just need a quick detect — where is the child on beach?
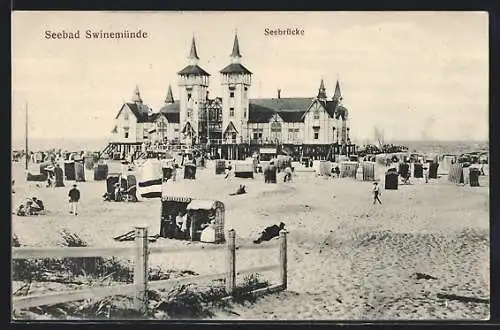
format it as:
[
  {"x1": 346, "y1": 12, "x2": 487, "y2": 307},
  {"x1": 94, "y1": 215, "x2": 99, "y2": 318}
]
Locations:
[{"x1": 372, "y1": 182, "x2": 382, "y2": 204}]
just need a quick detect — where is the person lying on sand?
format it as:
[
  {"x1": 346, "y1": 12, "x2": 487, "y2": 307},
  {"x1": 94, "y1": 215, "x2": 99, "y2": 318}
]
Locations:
[
  {"x1": 229, "y1": 184, "x2": 246, "y2": 196},
  {"x1": 253, "y1": 222, "x2": 285, "y2": 244}
]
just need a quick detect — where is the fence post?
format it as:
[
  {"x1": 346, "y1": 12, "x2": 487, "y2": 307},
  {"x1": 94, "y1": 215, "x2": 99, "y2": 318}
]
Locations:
[
  {"x1": 226, "y1": 229, "x2": 236, "y2": 295},
  {"x1": 134, "y1": 226, "x2": 149, "y2": 313},
  {"x1": 279, "y1": 229, "x2": 287, "y2": 290}
]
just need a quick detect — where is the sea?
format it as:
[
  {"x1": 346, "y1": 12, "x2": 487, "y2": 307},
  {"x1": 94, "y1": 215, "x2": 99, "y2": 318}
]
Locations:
[{"x1": 11, "y1": 137, "x2": 489, "y2": 156}]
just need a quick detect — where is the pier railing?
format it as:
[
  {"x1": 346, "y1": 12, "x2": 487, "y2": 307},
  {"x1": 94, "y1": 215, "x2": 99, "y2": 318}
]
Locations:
[{"x1": 12, "y1": 227, "x2": 287, "y2": 314}]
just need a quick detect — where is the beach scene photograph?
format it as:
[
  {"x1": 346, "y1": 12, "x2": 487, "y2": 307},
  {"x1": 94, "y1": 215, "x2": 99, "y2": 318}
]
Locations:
[{"x1": 11, "y1": 11, "x2": 489, "y2": 320}]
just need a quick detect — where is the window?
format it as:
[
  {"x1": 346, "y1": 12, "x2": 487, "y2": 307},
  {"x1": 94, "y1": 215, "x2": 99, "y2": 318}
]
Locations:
[
  {"x1": 252, "y1": 128, "x2": 263, "y2": 140},
  {"x1": 174, "y1": 128, "x2": 179, "y2": 132},
  {"x1": 314, "y1": 108, "x2": 320, "y2": 120},
  {"x1": 244, "y1": 108, "x2": 247, "y2": 118},
  {"x1": 124, "y1": 127, "x2": 129, "y2": 139},
  {"x1": 230, "y1": 107, "x2": 235, "y2": 117},
  {"x1": 288, "y1": 128, "x2": 300, "y2": 141},
  {"x1": 313, "y1": 127, "x2": 320, "y2": 140},
  {"x1": 187, "y1": 109, "x2": 192, "y2": 118},
  {"x1": 230, "y1": 91, "x2": 235, "y2": 98},
  {"x1": 187, "y1": 91, "x2": 192, "y2": 101},
  {"x1": 123, "y1": 110, "x2": 129, "y2": 121}
]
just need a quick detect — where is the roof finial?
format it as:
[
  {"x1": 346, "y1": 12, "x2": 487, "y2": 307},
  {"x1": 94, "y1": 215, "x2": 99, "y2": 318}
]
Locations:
[
  {"x1": 317, "y1": 78, "x2": 327, "y2": 99},
  {"x1": 132, "y1": 85, "x2": 143, "y2": 103},
  {"x1": 165, "y1": 84, "x2": 174, "y2": 104}
]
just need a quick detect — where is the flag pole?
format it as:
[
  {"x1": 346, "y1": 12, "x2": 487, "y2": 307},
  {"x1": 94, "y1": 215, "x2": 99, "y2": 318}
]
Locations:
[{"x1": 25, "y1": 102, "x2": 29, "y2": 170}]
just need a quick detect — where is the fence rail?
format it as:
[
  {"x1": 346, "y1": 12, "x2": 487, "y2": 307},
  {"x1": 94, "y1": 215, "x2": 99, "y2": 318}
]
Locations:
[{"x1": 12, "y1": 227, "x2": 287, "y2": 313}]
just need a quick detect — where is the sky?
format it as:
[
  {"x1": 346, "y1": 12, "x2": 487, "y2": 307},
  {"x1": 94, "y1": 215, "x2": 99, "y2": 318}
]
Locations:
[{"x1": 12, "y1": 11, "x2": 489, "y2": 144}]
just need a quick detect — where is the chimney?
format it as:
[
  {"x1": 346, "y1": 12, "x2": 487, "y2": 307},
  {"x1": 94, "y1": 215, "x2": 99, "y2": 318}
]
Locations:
[{"x1": 277, "y1": 89, "x2": 281, "y2": 99}]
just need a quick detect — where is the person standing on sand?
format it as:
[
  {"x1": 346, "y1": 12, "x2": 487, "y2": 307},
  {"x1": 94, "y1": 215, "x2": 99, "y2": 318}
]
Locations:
[
  {"x1": 423, "y1": 166, "x2": 429, "y2": 183},
  {"x1": 68, "y1": 184, "x2": 80, "y2": 216},
  {"x1": 372, "y1": 182, "x2": 382, "y2": 204}
]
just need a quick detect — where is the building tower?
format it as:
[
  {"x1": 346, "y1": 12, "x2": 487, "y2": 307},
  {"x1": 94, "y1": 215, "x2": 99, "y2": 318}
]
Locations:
[
  {"x1": 220, "y1": 33, "x2": 252, "y2": 142},
  {"x1": 333, "y1": 79, "x2": 349, "y2": 146},
  {"x1": 177, "y1": 36, "x2": 210, "y2": 145}
]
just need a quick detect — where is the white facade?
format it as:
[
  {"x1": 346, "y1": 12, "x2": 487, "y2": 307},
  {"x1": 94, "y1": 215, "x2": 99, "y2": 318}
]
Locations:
[
  {"x1": 112, "y1": 103, "x2": 149, "y2": 143},
  {"x1": 221, "y1": 74, "x2": 251, "y2": 140}
]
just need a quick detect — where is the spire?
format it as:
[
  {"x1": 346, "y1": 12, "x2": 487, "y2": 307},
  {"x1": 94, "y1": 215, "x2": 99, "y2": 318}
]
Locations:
[
  {"x1": 132, "y1": 85, "x2": 142, "y2": 103},
  {"x1": 231, "y1": 33, "x2": 242, "y2": 58},
  {"x1": 165, "y1": 85, "x2": 174, "y2": 104},
  {"x1": 333, "y1": 79, "x2": 342, "y2": 101},
  {"x1": 317, "y1": 78, "x2": 327, "y2": 99},
  {"x1": 188, "y1": 36, "x2": 200, "y2": 61},
  {"x1": 230, "y1": 32, "x2": 242, "y2": 64}
]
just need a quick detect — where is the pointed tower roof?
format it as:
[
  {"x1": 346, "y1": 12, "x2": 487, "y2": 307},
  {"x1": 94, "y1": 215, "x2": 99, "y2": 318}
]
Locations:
[
  {"x1": 188, "y1": 36, "x2": 199, "y2": 60},
  {"x1": 333, "y1": 80, "x2": 342, "y2": 100},
  {"x1": 317, "y1": 78, "x2": 327, "y2": 99},
  {"x1": 220, "y1": 32, "x2": 252, "y2": 75},
  {"x1": 178, "y1": 36, "x2": 210, "y2": 77},
  {"x1": 132, "y1": 85, "x2": 143, "y2": 103},
  {"x1": 231, "y1": 33, "x2": 242, "y2": 58},
  {"x1": 165, "y1": 85, "x2": 174, "y2": 104}
]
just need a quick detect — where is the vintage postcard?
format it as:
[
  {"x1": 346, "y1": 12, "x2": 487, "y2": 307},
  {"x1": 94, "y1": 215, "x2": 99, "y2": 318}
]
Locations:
[{"x1": 11, "y1": 11, "x2": 489, "y2": 320}]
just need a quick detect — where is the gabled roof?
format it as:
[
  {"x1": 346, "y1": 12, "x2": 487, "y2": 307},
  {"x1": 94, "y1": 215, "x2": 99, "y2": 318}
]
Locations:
[
  {"x1": 150, "y1": 111, "x2": 180, "y2": 124},
  {"x1": 116, "y1": 102, "x2": 151, "y2": 123},
  {"x1": 181, "y1": 121, "x2": 195, "y2": 134},
  {"x1": 224, "y1": 121, "x2": 238, "y2": 134},
  {"x1": 300, "y1": 99, "x2": 338, "y2": 120},
  {"x1": 248, "y1": 98, "x2": 313, "y2": 123},
  {"x1": 178, "y1": 65, "x2": 210, "y2": 76},
  {"x1": 220, "y1": 63, "x2": 252, "y2": 75}
]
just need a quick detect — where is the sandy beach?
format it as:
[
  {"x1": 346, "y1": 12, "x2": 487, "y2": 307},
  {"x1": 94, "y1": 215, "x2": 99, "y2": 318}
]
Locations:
[{"x1": 11, "y1": 160, "x2": 489, "y2": 320}]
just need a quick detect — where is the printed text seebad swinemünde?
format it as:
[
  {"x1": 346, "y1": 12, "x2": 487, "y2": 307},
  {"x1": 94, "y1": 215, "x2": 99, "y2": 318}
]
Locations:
[{"x1": 44, "y1": 29, "x2": 149, "y2": 40}]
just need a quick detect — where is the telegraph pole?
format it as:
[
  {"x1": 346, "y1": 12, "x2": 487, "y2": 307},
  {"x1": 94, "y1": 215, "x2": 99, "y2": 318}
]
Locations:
[{"x1": 25, "y1": 102, "x2": 29, "y2": 170}]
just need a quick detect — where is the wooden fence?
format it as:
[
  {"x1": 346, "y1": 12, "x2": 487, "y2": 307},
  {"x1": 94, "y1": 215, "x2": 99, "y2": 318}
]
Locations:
[{"x1": 12, "y1": 227, "x2": 287, "y2": 313}]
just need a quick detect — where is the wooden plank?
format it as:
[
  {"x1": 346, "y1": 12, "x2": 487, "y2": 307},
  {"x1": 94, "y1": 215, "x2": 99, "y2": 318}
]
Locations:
[
  {"x1": 148, "y1": 264, "x2": 280, "y2": 290},
  {"x1": 148, "y1": 242, "x2": 276, "y2": 255},
  {"x1": 133, "y1": 226, "x2": 148, "y2": 313},
  {"x1": 221, "y1": 283, "x2": 284, "y2": 302},
  {"x1": 279, "y1": 230, "x2": 288, "y2": 289},
  {"x1": 226, "y1": 230, "x2": 236, "y2": 294},
  {"x1": 12, "y1": 283, "x2": 137, "y2": 310},
  {"x1": 236, "y1": 242, "x2": 279, "y2": 251},
  {"x1": 12, "y1": 247, "x2": 136, "y2": 259},
  {"x1": 148, "y1": 244, "x2": 225, "y2": 255}
]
